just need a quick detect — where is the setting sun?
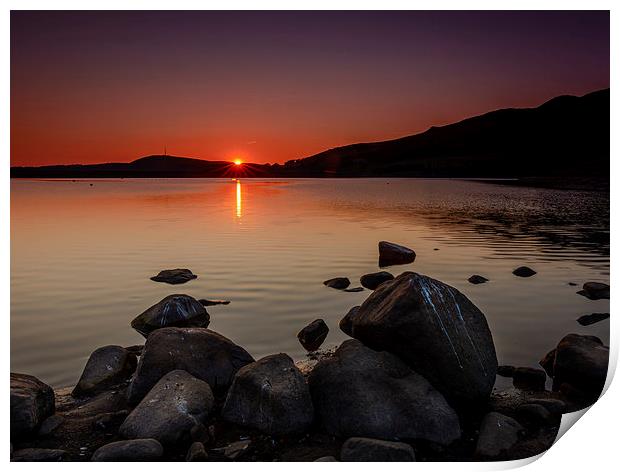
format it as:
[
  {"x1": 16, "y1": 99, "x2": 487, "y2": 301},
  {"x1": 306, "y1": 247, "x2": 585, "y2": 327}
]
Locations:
[{"x1": 233, "y1": 159, "x2": 243, "y2": 166}]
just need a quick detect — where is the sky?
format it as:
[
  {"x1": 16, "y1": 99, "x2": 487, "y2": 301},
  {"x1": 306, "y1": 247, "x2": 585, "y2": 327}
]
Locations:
[{"x1": 11, "y1": 10, "x2": 609, "y2": 166}]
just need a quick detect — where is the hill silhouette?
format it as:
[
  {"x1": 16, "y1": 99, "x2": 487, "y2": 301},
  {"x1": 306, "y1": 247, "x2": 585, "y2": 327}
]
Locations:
[{"x1": 11, "y1": 88, "x2": 609, "y2": 180}]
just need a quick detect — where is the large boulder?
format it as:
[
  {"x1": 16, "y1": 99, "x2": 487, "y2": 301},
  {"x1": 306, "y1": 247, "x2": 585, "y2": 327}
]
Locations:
[
  {"x1": 10, "y1": 373, "x2": 55, "y2": 438},
  {"x1": 127, "y1": 327, "x2": 254, "y2": 404},
  {"x1": 378, "y1": 241, "x2": 416, "y2": 267},
  {"x1": 339, "y1": 306, "x2": 360, "y2": 337},
  {"x1": 120, "y1": 370, "x2": 214, "y2": 446},
  {"x1": 475, "y1": 412, "x2": 524, "y2": 460},
  {"x1": 340, "y1": 437, "x2": 416, "y2": 462},
  {"x1": 222, "y1": 353, "x2": 314, "y2": 435},
  {"x1": 150, "y1": 268, "x2": 197, "y2": 285},
  {"x1": 360, "y1": 271, "x2": 394, "y2": 290},
  {"x1": 540, "y1": 334, "x2": 609, "y2": 400},
  {"x1": 308, "y1": 340, "x2": 460, "y2": 445},
  {"x1": 347, "y1": 272, "x2": 497, "y2": 405},
  {"x1": 297, "y1": 319, "x2": 329, "y2": 351},
  {"x1": 130, "y1": 294, "x2": 210, "y2": 337},
  {"x1": 72, "y1": 345, "x2": 137, "y2": 397},
  {"x1": 91, "y1": 439, "x2": 164, "y2": 461}
]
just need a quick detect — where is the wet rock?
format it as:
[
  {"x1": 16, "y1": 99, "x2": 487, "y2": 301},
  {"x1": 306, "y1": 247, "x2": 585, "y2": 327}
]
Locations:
[
  {"x1": 360, "y1": 271, "x2": 394, "y2": 290},
  {"x1": 475, "y1": 412, "x2": 524, "y2": 460},
  {"x1": 315, "y1": 456, "x2": 338, "y2": 461},
  {"x1": 497, "y1": 365, "x2": 515, "y2": 377},
  {"x1": 512, "y1": 266, "x2": 537, "y2": 277},
  {"x1": 10, "y1": 373, "x2": 55, "y2": 438},
  {"x1": 37, "y1": 414, "x2": 65, "y2": 437},
  {"x1": 63, "y1": 388, "x2": 129, "y2": 419},
  {"x1": 72, "y1": 345, "x2": 137, "y2": 397},
  {"x1": 528, "y1": 398, "x2": 567, "y2": 415},
  {"x1": 199, "y1": 299, "x2": 231, "y2": 306},
  {"x1": 11, "y1": 448, "x2": 67, "y2": 462},
  {"x1": 540, "y1": 334, "x2": 609, "y2": 400},
  {"x1": 577, "y1": 313, "x2": 609, "y2": 326},
  {"x1": 515, "y1": 403, "x2": 554, "y2": 427},
  {"x1": 347, "y1": 271, "x2": 497, "y2": 405},
  {"x1": 468, "y1": 275, "x2": 489, "y2": 284},
  {"x1": 130, "y1": 294, "x2": 210, "y2": 337},
  {"x1": 186, "y1": 442, "x2": 208, "y2": 461},
  {"x1": 340, "y1": 437, "x2": 416, "y2": 462},
  {"x1": 91, "y1": 439, "x2": 163, "y2": 461},
  {"x1": 222, "y1": 353, "x2": 314, "y2": 435},
  {"x1": 308, "y1": 340, "x2": 460, "y2": 445},
  {"x1": 378, "y1": 241, "x2": 416, "y2": 267},
  {"x1": 92, "y1": 410, "x2": 129, "y2": 431},
  {"x1": 323, "y1": 277, "x2": 350, "y2": 289},
  {"x1": 127, "y1": 327, "x2": 254, "y2": 404},
  {"x1": 343, "y1": 287, "x2": 364, "y2": 292},
  {"x1": 297, "y1": 319, "x2": 329, "y2": 351},
  {"x1": 339, "y1": 306, "x2": 360, "y2": 337},
  {"x1": 124, "y1": 345, "x2": 144, "y2": 356},
  {"x1": 121, "y1": 370, "x2": 214, "y2": 446},
  {"x1": 150, "y1": 268, "x2": 197, "y2": 284},
  {"x1": 512, "y1": 367, "x2": 547, "y2": 391},
  {"x1": 577, "y1": 282, "x2": 609, "y2": 300}
]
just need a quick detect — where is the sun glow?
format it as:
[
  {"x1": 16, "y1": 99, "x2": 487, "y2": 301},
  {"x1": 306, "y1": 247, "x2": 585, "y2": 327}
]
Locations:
[{"x1": 233, "y1": 159, "x2": 243, "y2": 166}]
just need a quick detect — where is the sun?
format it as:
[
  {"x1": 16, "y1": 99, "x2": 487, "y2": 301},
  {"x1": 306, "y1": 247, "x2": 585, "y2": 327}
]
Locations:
[{"x1": 233, "y1": 159, "x2": 243, "y2": 166}]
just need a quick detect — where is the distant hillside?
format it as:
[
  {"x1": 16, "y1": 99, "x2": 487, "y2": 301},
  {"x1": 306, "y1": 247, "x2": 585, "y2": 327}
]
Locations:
[{"x1": 11, "y1": 89, "x2": 609, "y2": 179}]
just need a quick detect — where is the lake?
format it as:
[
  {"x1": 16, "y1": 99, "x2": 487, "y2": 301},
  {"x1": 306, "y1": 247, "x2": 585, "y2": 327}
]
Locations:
[{"x1": 10, "y1": 178, "x2": 610, "y2": 388}]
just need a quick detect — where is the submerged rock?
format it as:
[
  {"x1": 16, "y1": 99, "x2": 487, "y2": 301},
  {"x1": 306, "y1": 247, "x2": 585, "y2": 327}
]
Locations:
[
  {"x1": 222, "y1": 353, "x2": 314, "y2": 435},
  {"x1": 339, "y1": 306, "x2": 360, "y2": 337},
  {"x1": 577, "y1": 282, "x2": 610, "y2": 300},
  {"x1": 72, "y1": 345, "x2": 137, "y2": 397},
  {"x1": 343, "y1": 287, "x2": 364, "y2": 292},
  {"x1": 199, "y1": 299, "x2": 231, "y2": 306},
  {"x1": 91, "y1": 439, "x2": 164, "y2": 461},
  {"x1": 512, "y1": 266, "x2": 537, "y2": 277},
  {"x1": 127, "y1": 327, "x2": 254, "y2": 404},
  {"x1": 130, "y1": 294, "x2": 210, "y2": 337},
  {"x1": 11, "y1": 448, "x2": 67, "y2": 462},
  {"x1": 378, "y1": 241, "x2": 416, "y2": 267},
  {"x1": 121, "y1": 370, "x2": 214, "y2": 446},
  {"x1": 475, "y1": 412, "x2": 524, "y2": 460},
  {"x1": 323, "y1": 277, "x2": 351, "y2": 289},
  {"x1": 347, "y1": 271, "x2": 497, "y2": 405},
  {"x1": 10, "y1": 373, "x2": 55, "y2": 439},
  {"x1": 150, "y1": 268, "x2": 197, "y2": 284},
  {"x1": 512, "y1": 367, "x2": 547, "y2": 392},
  {"x1": 577, "y1": 312, "x2": 610, "y2": 326},
  {"x1": 360, "y1": 271, "x2": 394, "y2": 290},
  {"x1": 340, "y1": 437, "x2": 416, "y2": 462},
  {"x1": 468, "y1": 275, "x2": 489, "y2": 285},
  {"x1": 308, "y1": 340, "x2": 460, "y2": 445},
  {"x1": 297, "y1": 319, "x2": 329, "y2": 351}
]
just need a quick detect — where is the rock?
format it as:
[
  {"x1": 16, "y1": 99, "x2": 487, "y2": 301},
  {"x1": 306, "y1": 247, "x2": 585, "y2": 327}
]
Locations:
[
  {"x1": 222, "y1": 354, "x2": 314, "y2": 435},
  {"x1": 577, "y1": 282, "x2": 609, "y2": 300},
  {"x1": 512, "y1": 266, "x2": 537, "y2": 277},
  {"x1": 515, "y1": 403, "x2": 554, "y2": 427},
  {"x1": 539, "y1": 349, "x2": 556, "y2": 377},
  {"x1": 124, "y1": 345, "x2": 144, "y2": 356},
  {"x1": 72, "y1": 345, "x2": 137, "y2": 397},
  {"x1": 339, "y1": 306, "x2": 360, "y2": 337},
  {"x1": 11, "y1": 448, "x2": 67, "y2": 462},
  {"x1": 308, "y1": 340, "x2": 460, "y2": 445},
  {"x1": 10, "y1": 373, "x2": 55, "y2": 438},
  {"x1": 314, "y1": 456, "x2": 338, "y2": 461},
  {"x1": 497, "y1": 365, "x2": 515, "y2": 377},
  {"x1": 475, "y1": 412, "x2": 524, "y2": 460},
  {"x1": 91, "y1": 439, "x2": 164, "y2": 461},
  {"x1": 150, "y1": 268, "x2": 197, "y2": 284},
  {"x1": 343, "y1": 287, "x2": 364, "y2": 292},
  {"x1": 130, "y1": 294, "x2": 210, "y2": 337},
  {"x1": 92, "y1": 410, "x2": 129, "y2": 431},
  {"x1": 360, "y1": 271, "x2": 394, "y2": 290},
  {"x1": 121, "y1": 370, "x2": 214, "y2": 446},
  {"x1": 528, "y1": 398, "x2": 566, "y2": 415},
  {"x1": 340, "y1": 437, "x2": 416, "y2": 462},
  {"x1": 512, "y1": 367, "x2": 547, "y2": 391},
  {"x1": 347, "y1": 271, "x2": 497, "y2": 405},
  {"x1": 297, "y1": 319, "x2": 329, "y2": 351},
  {"x1": 37, "y1": 414, "x2": 65, "y2": 437},
  {"x1": 323, "y1": 277, "x2": 350, "y2": 289},
  {"x1": 468, "y1": 275, "x2": 489, "y2": 284},
  {"x1": 568, "y1": 282, "x2": 578, "y2": 286},
  {"x1": 186, "y1": 442, "x2": 208, "y2": 461},
  {"x1": 127, "y1": 327, "x2": 254, "y2": 404},
  {"x1": 540, "y1": 334, "x2": 609, "y2": 400},
  {"x1": 215, "y1": 439, "x2": 252, "y2": 460},
  {"x1": 577, "y1": 313, "x2": 610, "y2": 326},
  {"x1": 199, "y1": 299, "x2": 231, "y2": 306},
  {"x1": 378, "y1": 241, "x2": 416, "y2": 267}
]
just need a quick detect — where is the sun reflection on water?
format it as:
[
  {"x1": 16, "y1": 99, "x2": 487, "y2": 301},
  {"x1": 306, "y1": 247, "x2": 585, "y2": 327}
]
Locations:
[{"x1": 236, "y1": 179, "x2": 242, "y2": 218}]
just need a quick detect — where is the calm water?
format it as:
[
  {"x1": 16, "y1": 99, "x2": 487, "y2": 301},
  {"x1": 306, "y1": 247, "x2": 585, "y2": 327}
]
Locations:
[{"x1": 11, "y1": 178, "x2": 610, "y2": 388}]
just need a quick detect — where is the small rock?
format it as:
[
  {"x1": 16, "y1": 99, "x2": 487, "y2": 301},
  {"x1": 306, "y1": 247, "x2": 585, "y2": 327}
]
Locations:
[
  {"x1": 10, "y1": 373, "x2": 55, "y2": 439},
  {"x1": 577, "y1": 282, "x2": 610, "y2": 300},
  {"x1": 130, "y1": 294, "x2": 210, "y2": 337},
  {"x1": 186, "y1": 442, "x2": 208, "y2": 461},
  {"x1": 512, "y1": 266, "x2": 537, "y2": 277},
  {"x1": 378, "y1": 241, "x2": 416, "y2": 267},
  {"x1": 91, "y1": 439, "x2": 163, "y2": 461},
  {"x1": 323, "y1": 277, "x2": 350, "y2": 289},
  {"x1": 92, "y1": 410, "x2": 129, "y2": 431},
  {"x1": 475, "y1": 412, "x2": 524, "y2": 460},
  {"x1": 220, "y1": 439, "x2": 252, "y2": 460},
  {"x1": 297, "y1": 319, "x2": 329, "y2": 351},
  {"x1": 360, "y1": 271, "x2": 394, "y2": 290},
  {"x1": 339, "y1": 306, "x2": 360, "y2": 337},
  {"x1": 343, "y1": 287, "x2": 364, "y2": 292},
  {"x1": 37, "y1": 414, "x2": 65, "y2": 437},
  {"x1": 568, "y1": 282, "x2": 578, "y2": 286},
  {"x1": 340, "y1": 437, "x2": 416, "y2": 462},
  {"x1": 497, "y1": 365, "x2": 515, "y2": 377},
  {"x1": 512, "y1": 367, "x2": 547, "y2": 391},
  {"x1": 150, "y1": 268, "x2": 197, "y2": 284},
  {"x1": 72, "y1": 345, "x2": 137, "y2": 397},
  {"x1": 515, "y1": 403, "x2": 554, "y2": 427},
  {"x1": 314, "y1": 456, "x2": 338, "y2": 461},
  {"x1": 468, "y1": 275, "x2": 489, "y2": 284},
  {"x1": 577, "y1": 313, "x2": 610, "y2": 326},
  {"x1": 199, "y1": 299, "x2": 231, "y2": 306},
  {"x1": 11, "y1": 448, "x2": 67, "y2": 462}
]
